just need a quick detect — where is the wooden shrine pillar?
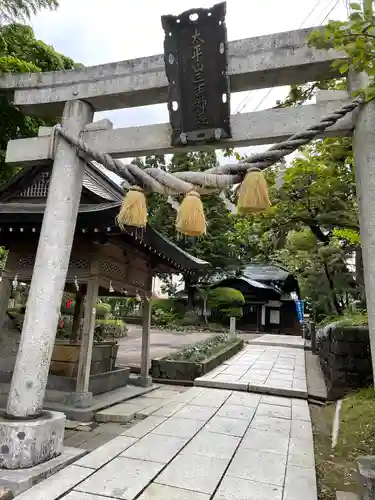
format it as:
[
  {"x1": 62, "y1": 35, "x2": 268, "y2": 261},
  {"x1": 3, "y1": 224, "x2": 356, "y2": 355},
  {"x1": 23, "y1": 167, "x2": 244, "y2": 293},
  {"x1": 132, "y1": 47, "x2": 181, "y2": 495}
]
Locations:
[
  {"x1": 139, "y1": 274, "x2": 153, "y2": 386},
  {"x1": 73, "y1": 277, "x2": 99, "y2": 407},
  {"x1": 71, "y1": 291, "x2": 84, "y2": 343},
  {"x1": 0, "y1": 278, "x2": 12, "y2": 330}
]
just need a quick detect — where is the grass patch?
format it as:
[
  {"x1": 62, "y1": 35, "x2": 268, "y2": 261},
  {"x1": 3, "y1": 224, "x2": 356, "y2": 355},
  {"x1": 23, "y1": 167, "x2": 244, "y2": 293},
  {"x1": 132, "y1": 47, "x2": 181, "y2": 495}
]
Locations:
[
  {"x1": 318, "y1": 311, "x2": 368, "y2": 328},
  {"x1": 312, "y1": 386, "x2": 375, "y2": 499},
  {"x1": 166, "y1": 334, "x2": 239, "y2": 362}
]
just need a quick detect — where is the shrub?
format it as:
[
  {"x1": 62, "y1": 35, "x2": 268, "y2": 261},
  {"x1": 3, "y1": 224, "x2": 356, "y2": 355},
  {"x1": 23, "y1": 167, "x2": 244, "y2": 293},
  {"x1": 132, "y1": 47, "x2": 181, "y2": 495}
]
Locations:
[
  {"x1": 207, "y1": 287, "x2": 244, "y2": 321},
  {"x1": 178, "y1": 310, "x2": 201, "y2": 326},
  {"x1": 151, "y1": 298, "x2": 185, "y2": 316},
  {"x1": 318, "y1": 311, "x2": 368, "y2": 328},
  {"x1": 167, "y1": 334, "x2": 238, "y2": 362},
  {"x1": 207, "y1": 287, "x2": 245, "y2": 309},
  {"x1": 95, "y1": 319, "x2": 127, "y2": 338},
  {"x1": 152, "y1": 308, "x2": 177, "y2": 327},
  {"x1": 95, "y1": 302, "x2": 112, "y2": 319}
]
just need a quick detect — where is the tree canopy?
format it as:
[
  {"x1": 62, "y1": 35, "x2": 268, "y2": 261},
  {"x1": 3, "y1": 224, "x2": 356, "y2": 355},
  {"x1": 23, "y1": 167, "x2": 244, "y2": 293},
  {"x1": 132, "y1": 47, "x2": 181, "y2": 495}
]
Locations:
[
  {"x1": 0, "y1": 22, "x2": 78, "y2": 184},
  {"x1": 0, "y1": 0, "x2": 58, "y2": 23}
]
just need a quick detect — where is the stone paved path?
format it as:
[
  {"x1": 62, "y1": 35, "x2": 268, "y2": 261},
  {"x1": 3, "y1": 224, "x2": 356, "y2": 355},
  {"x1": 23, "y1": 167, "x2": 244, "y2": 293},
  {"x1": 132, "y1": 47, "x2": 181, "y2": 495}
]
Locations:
[
  {"x1": 196, "y1": 336, "x2": 307, "y2": 398},
  {"x1": 17, "y1": 385, "x2": 317, "y2": 500},
  {"x1": 15, "y1": 336, "x2": 316, "y2": 500}
]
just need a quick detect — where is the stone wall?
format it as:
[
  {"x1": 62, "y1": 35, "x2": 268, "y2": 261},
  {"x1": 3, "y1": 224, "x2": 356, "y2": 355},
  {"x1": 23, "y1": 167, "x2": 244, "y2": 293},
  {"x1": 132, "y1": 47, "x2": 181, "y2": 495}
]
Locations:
[{"x1": 317, "y1": 322, "x2": 372, "y2": 399}]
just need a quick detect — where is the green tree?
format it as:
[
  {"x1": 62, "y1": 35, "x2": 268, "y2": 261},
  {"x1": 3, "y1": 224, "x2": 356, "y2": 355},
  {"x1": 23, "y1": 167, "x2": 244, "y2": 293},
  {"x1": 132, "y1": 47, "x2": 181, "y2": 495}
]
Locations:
[
  {"x1": 232, "y1": 135, "x2": 361, "y2": 319},
  {"x1": 0, "y1": 23, "x2": 77, "y2": 184},
  {"x1": 0, "y1": 0, "x2": 58, "y2": 23}
]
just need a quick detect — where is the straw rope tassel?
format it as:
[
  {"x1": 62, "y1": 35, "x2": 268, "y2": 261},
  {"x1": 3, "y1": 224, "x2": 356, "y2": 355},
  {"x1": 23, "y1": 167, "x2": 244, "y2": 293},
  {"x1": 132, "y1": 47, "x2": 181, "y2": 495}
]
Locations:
[
  {"x1": 116, "y1": 186, "x2": 148, "y2": 229},
  {"x1": 237, "y1": 167, "x2": 271, "y2": 214},
  {"x1": 176, "y1": 190, "x2": 206, "y2": 237}
]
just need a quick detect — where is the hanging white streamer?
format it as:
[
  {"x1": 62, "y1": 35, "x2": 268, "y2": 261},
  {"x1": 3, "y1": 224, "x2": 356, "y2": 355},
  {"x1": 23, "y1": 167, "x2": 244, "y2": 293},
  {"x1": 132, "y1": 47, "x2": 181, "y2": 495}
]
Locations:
[
  {"x1": 219, "y1": 191, "x2": 237, "y2": 214},
  {"x1": 275, "y1": 160, "x2": 287, "y2": 190},
  {"x1": 167, "y1": 196, "x2": 180, "y2": 212}
]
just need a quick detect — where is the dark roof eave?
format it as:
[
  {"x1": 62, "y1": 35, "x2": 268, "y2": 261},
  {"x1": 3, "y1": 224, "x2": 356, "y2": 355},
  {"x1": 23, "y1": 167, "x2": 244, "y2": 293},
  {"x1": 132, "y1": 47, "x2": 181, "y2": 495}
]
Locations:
[{"x1": 0, "y1": 202, "x2": 209, "y2": 273}]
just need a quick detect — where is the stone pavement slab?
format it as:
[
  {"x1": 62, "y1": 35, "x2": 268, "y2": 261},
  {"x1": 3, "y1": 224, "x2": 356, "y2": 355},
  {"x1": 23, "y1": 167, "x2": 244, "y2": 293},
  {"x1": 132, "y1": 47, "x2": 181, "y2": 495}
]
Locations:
[
  {"x1": 227, "y1": 448, "x2": 287, "y2": 486},
  {"x1": 204, "y1": 415, "x2": 249, "y2": 437},
  {"x1": 63, "y1": 493, "x2": 118, "y2": 499},
  {"x1": 138, "y1": 484, "x2": 210, "y2": 500},
  {"x1": 76, "y1": 436, "x2": 138, "y2": 469},
  {"x1": 75, "y1": 457, "x2": 163, "y2": 499},
  {"x1": 121, "y1": 416, "x2": 166, "y2": 438},
  {"x1": 283, "y1": 464, "x2": 317, "y2": 500},
  {"x1": 172, "y1": 404, "x2": 217, "y2": 421},
  {"x1": 156, "y1": 453, "x2": 229, "y2": 495},
  {"x1": 241, "y1": 428, "x2": 289, "y2": 456},
  {"x1": 93, "y1": 385, "x2": 189, "y2": 422},
  {"x1": 195, "y1": 340, "x2": 307, "y2": 398},
  {"x1": 152, "y1": 416, "x2": 204, "y2": 439},
  {"x1": 216, "y1": 403, "x2": 256, "y2": 420},
  {"x1": 213, "y1": 475, "x2": 283, "y2": 500},
  {"x1": 248, "y1": 334, "x2": 305, "y2": 349},
  {"x1": 14, "y1": 465, "x2": 92, "y2": 500},
  {"x1": 182, "y1": 430, "x2": 240, "y2": 460},
  {"x1": 120, "y1": 433, "x2": 187, "y2": 463}
]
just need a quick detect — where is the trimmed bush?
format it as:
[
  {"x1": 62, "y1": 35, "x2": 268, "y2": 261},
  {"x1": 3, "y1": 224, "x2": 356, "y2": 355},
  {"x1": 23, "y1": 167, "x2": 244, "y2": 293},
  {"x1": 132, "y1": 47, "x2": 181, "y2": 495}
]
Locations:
[
  {"x1": 207, "y1": 287, "x2": 245, "y2": 309},
  {"x1": 207, "y1": 287, "x2": 244, "y2": 322}
]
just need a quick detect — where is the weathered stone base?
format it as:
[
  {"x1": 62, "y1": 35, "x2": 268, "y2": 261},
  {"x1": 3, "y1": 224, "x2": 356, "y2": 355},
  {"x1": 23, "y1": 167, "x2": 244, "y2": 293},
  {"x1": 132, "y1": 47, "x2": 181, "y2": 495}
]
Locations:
[
  {"x1": 0, "y1": 446, "x2": 86, "y2": 496},
  {"x1": 0, "y1": 411, "x2": 65, "y2": 469},
  {"x1": 65, "y1": 392, "x2": 93, "y2": 408}
]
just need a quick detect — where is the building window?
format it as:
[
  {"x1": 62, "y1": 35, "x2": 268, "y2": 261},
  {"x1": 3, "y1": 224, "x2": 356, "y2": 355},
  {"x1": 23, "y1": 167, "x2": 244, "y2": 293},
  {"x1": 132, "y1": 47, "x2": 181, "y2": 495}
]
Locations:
[{"x1": 270, "y1": 309, "x2": 280, "y2": 324}]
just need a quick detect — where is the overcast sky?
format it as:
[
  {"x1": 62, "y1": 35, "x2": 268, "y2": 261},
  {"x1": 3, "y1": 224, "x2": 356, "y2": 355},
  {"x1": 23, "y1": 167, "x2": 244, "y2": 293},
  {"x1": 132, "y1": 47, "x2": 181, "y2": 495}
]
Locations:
[{"x1": 29, "y1": 0, "x2": 348, "y2": 132}]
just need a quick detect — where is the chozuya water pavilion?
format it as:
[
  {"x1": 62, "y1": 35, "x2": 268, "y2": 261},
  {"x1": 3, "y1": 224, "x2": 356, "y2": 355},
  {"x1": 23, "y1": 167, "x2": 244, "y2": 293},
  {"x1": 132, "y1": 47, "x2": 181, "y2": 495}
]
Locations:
[{"x1": 0, "y1": 159, "x2": 209, "y2": 418}]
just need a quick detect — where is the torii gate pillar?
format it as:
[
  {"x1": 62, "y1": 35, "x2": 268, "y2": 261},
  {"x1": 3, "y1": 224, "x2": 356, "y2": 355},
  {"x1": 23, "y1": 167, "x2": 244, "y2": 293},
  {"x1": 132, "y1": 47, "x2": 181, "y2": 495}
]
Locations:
[
  {"x1": 0, "y1": 99, "x2": 93, "y2": 470},
  {"x1": 351, "y1": 72, "x2": 375, "y2": 379}
]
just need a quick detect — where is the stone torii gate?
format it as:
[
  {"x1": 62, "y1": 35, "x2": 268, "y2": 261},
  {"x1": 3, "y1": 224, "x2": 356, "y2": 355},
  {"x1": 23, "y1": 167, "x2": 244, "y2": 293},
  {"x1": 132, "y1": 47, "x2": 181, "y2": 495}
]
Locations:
[{"x1": 0, "y1": 11, "x2": 374, "y2": 479}]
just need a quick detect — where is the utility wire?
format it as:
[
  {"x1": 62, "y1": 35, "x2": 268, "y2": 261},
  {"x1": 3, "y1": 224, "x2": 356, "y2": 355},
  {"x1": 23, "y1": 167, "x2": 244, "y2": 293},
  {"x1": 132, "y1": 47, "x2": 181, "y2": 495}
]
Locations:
[{"x1": 235, "y1": 0, "x2": 340, "y2": 115}]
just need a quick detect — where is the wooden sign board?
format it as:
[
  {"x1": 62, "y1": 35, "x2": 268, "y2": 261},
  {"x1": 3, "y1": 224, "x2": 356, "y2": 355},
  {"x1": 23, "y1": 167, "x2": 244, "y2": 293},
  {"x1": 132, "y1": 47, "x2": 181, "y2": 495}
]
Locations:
[{"x1": 162, "y1": 2, "x2": 231, "y2": 146}]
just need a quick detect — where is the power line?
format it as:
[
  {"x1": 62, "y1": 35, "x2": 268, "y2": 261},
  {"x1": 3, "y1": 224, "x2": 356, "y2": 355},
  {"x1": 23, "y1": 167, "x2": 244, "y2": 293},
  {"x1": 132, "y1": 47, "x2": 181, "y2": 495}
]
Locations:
[
  {"x1": 321, "y1": 0, "x2": 341, "y2": 22},
  {"x1": 234, "y1": 0, "x2": 329, "y2": 115},
  {"x1": 240, "y1": 0, "x2": 341, "y2": 115},
  {"x1": 308, "y1": 0, "x2": 337, "y2": 25},
  {"x1": 299, "y1": 0, "x2": 325, "y2": 26}
]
